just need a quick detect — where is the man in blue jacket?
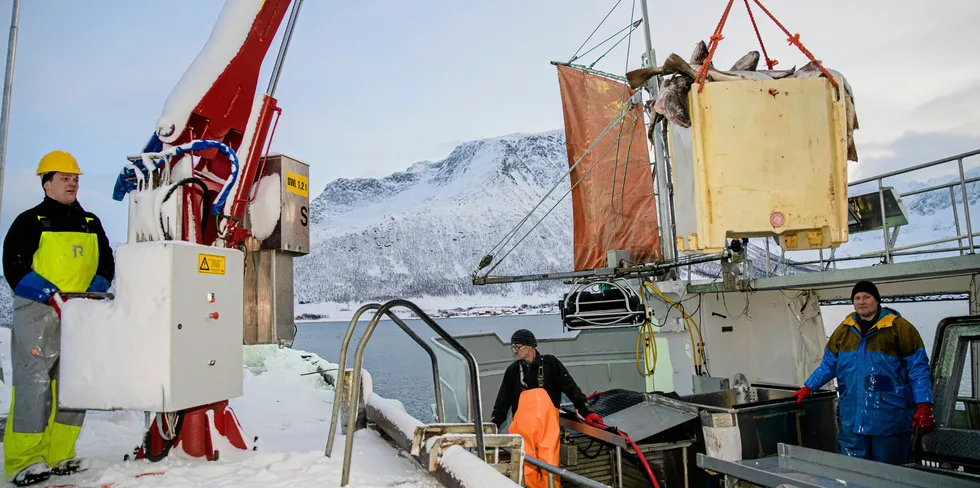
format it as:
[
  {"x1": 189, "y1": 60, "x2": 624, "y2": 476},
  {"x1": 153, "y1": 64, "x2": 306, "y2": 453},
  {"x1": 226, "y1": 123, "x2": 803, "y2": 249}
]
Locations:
[
  {"x1": 792, "y1": 280, "x2": 935, "y2": 464},
  {"x1": 1, "y1": 151, "x2": 114, "y2": 486}
]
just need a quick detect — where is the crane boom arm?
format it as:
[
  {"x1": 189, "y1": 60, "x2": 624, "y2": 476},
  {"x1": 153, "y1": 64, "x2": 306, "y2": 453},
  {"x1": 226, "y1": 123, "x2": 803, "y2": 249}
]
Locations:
[{"x1": 114, "y1": 0, "x2": 295, "y2": 248}]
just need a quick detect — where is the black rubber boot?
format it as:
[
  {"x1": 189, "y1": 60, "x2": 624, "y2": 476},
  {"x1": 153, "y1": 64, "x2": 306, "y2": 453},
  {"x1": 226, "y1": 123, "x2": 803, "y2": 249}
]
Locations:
[
  {"x1": 51, "y1": 458, "x2": 90, "y2": 476},
  {"x1": 12, "y1": 462, "x2": 51, "y2": 487}
]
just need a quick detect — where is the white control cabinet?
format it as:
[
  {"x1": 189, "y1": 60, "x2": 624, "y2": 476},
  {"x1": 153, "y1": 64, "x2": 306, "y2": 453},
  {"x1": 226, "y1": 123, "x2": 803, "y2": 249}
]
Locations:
[{"x1": 60, "y1": 241, "x2": 244, "y2": 412}]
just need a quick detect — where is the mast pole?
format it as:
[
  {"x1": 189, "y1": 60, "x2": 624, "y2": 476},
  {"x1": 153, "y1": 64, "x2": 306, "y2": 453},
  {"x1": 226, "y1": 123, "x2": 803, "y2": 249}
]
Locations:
[
  {"x1": 639, "y1": 0, "x2": 677, "y2": 277},
  {"x1": 0, "y1": 0, "x2": 20, "y2": 222},
  {"x1": 266, "y1": 0, "x2": 303, "y2": 97}
]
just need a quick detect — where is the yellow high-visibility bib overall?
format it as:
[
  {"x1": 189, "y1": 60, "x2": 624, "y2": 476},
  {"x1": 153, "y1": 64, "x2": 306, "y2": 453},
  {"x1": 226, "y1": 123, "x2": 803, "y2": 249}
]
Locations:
[{"x1": 5, "y1": 216, "x2": 98, "y2": 478}]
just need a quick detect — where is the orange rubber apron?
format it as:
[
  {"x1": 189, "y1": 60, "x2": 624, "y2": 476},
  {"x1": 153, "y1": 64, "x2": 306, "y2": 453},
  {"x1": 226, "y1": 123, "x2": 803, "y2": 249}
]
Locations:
[{"x1": 508, "y1": 361, "x2": 561, "y2": 488}]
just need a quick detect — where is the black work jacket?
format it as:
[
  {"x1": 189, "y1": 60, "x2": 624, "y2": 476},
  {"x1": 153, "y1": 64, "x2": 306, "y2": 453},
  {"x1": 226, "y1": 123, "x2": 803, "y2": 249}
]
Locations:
[
  {"x1": 490, "y1": 350, "x2": 592, "y2": 428},
  {"x1": 2, "y1": 197, "x2": 114, "y2": 291}
]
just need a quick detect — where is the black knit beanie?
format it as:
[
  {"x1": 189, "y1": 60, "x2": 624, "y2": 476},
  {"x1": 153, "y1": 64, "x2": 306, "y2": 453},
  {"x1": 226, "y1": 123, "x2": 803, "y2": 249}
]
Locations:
[
  {"x1": 511, "y1": 329, "x2": 537, "y2": 348},
  {"x1": 851, "y1": 280, "x2": 880, "y2": 303}
]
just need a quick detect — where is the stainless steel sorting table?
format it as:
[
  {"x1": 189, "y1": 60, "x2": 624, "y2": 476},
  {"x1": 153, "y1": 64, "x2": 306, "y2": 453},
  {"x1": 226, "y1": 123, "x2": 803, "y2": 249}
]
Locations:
[{"x1": 697, "y1": 442, "x2": 980, "y2": 488}]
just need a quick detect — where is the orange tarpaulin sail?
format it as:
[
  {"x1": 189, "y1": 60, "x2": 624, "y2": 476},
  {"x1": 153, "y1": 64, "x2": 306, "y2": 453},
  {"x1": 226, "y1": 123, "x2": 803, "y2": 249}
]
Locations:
[{"x1": 556, "y1": 65, "x2": 661, "y2": 271}]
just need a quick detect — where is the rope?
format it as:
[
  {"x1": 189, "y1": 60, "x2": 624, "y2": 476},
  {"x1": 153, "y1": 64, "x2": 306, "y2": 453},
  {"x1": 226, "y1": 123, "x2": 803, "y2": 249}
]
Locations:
[
  {"x1": 573, "y1": 21, "x2": 639, "y2": 66},
  {"x1": 604, "y1": 107, "x2": 638, "y2": 254},
  {"x1": 743, "y1": 0, "x2": 777, "y2": 69},
  {"x1": 694, "y1": 0, "x2": 736, "y2": 91},
  {"x1": 481, "y1": 96, "x2": 635, "y2": 260},
  {"x1": 482, "y1": 109, "x2": 643, "y2": 277},
  {"x1": 485, "y1": 110, "x2": 643, "y2": 276},
  {"x1": 570, "y1": 0, "x2": 625, "y2": 63},
  {"x1": 588, "y1": 20, "x2": 643, "y2": 70},
  {"x1": 614, "y1": 124, "x2": 635, "y2": 239},
  {"x1": 603, "y1": 0, "x2": 638, "y2": 252},
  {"x1": 696, "y1": 0, "x2": 839, "y2": 91},
  {"x1": 605, "y1": 141, "x2": 623, "y2": 255},
  {"x1": 749, "y1": 0, "x2": 838, "y2": 88}
]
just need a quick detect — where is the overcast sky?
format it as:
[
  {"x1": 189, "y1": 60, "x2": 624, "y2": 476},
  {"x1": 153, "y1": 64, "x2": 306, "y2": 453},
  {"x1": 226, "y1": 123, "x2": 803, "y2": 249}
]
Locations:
[{"x1": 0, "y1": 0, "x2": 977, "y2": 248}]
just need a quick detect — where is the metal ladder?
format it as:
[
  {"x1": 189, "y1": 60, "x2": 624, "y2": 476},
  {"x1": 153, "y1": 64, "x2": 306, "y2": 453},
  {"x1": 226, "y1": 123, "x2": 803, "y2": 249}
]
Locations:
[{"x1": 323, "y1": 299, "x2": 486, "y2": 486}]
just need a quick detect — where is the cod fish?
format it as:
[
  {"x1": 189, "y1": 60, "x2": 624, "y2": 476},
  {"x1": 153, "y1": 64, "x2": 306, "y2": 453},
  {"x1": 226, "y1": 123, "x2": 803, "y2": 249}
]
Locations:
[
  {"x1": 631, "y1": 53, "x2": 794, "y2": 129},
  {"x1": 626, "y1": 53, "x2": 795, "y2": 89},
  {"x1": 729, "y1": 51, "x2": 760, "y2": 71}
]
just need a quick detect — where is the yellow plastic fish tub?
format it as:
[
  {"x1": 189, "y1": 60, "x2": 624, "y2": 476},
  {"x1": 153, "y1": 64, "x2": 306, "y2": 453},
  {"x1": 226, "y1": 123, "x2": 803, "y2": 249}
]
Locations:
[{"x1": 677, "y1": 76, "x2": 850, "y2": 254}]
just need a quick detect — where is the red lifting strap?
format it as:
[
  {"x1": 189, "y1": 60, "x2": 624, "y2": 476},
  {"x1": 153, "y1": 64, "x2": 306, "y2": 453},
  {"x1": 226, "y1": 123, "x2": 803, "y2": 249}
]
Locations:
[
  {"x1": 694, "y1": 0, "x2": 735, "y2": 90},
  {"x1": 695, "y1": 0, "x2": 839, "y2": 92},
  {"x1": 744, "y1": 0, "x2": 777, "y2": 69}
]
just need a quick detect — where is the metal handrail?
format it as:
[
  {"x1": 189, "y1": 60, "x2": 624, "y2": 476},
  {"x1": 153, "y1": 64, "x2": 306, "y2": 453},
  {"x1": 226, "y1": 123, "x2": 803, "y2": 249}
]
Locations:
[
  {"x1": 865, "y1": 157, "x2": 976, "y2": 263},
  {"x1": 387, "y1": 311, "x2": 447, "y2": 421},
  {"x1": 792, "y1": 232, "x2": 980, "y2": 266},
  {"x1": 902, "y1": 175, "x2": 980, "y2": 198},
  {"x1": 859, "y1": 151, "x2": 979, "y2": 261},
  {"x1": 324, "y1": 302, "x2": 446, "y2": 459},
  {"x1": 773, "y1": 149, "x2": 980, "y2": 271},
  {"x1": 337, "y1": 299, "x2": 486, "y2": 487},
  {"x1": 793, "y1": 244, "x2": 980, "y2": 266},
  {"x1": 848, "y1": 149, "x2": 980, "y2": 187}
]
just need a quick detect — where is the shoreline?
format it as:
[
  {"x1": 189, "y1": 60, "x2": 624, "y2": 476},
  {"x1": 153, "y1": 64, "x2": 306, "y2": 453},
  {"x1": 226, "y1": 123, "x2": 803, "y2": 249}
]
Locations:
[{"x1": 294, "y1": 297, "x2": 562, "y2": 323}]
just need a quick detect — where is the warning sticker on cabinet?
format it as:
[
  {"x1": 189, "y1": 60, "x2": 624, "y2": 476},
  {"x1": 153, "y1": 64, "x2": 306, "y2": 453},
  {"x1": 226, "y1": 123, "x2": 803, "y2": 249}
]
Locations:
[{"x1": 198, "y1": 254, "x2": 226, "y2": 275}]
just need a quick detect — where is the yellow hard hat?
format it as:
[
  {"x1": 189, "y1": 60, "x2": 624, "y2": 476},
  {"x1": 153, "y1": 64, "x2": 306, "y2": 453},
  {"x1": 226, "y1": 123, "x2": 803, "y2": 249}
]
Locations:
[{"x1": 36, "y1": 150, "x2": 82, "y2": 176}]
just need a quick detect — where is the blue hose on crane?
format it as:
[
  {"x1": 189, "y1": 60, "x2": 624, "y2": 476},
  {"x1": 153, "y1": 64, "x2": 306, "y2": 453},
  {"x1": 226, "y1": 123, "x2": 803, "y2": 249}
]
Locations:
[{"x1": 112, "y1": 137, "x2": 240, "y2": 216}]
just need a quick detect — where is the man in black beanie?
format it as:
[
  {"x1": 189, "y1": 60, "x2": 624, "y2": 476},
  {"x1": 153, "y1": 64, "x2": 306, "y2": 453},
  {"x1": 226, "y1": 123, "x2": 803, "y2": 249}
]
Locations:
[
  {"x1": 490, "y1": 329, "x2": 600, "y2": 488},
  {"x1": 792, "y1": 280, "x2": 935, "y2": 465}
]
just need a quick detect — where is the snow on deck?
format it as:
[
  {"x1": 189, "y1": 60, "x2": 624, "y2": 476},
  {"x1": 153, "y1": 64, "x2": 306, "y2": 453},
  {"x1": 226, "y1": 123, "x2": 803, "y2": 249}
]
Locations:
[{"x1": 0, "y1": 328, "x2": 441, "y2": 487}]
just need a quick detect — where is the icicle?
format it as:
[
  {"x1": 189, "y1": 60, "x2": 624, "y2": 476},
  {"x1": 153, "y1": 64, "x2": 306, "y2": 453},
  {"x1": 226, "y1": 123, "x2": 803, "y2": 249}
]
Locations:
[{"x1": 140, "y1": 153, "x2": 156, "y2": 188}]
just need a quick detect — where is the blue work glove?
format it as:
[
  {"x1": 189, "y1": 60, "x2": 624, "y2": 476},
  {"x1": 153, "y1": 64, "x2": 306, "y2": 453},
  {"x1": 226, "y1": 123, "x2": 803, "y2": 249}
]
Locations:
[
  {"x1": 13, "y1": 271, "x2": 59, "y2": 304},
  {"x1": 87, "y1": 275, "x2": 111, "y2": 293}
]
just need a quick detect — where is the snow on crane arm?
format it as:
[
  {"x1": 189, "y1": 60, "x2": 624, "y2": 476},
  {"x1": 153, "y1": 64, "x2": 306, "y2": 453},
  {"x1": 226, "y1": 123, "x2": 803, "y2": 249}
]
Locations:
[{"x1": 155, "y1": 0, "x2": 265, "y2": 144}]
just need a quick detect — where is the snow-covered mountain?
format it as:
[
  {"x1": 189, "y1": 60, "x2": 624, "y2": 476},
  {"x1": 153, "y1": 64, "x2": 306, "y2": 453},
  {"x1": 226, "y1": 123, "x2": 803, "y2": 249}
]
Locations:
[{"x1": 295, "y1": 130, "x2": 575, "y2": 304}]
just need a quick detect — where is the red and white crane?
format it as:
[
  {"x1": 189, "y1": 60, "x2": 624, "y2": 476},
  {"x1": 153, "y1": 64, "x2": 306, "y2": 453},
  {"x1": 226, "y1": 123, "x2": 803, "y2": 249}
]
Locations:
[{"x1": 111, "y1": 0, "x2": 305, "y2": 462}]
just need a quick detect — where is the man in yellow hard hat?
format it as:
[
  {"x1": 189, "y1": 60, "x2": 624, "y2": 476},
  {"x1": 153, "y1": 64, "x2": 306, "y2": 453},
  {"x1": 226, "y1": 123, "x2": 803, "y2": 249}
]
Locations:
[{"x1": 1, "y1": 150, "x2": 114, "y2": 486}]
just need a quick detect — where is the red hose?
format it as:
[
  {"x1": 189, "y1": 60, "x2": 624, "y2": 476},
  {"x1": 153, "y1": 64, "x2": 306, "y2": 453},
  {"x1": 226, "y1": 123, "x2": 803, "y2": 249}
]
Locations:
[
  {"x1": 581, "y1": 415, "x2": 661, "y2": 488},
  {"x1": 619, "y1": 432, "x2": 660, "y2": 488}
]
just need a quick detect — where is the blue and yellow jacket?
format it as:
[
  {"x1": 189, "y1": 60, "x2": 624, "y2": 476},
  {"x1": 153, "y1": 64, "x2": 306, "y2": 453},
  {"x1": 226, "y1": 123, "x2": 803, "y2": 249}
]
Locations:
[
  {"x1": 805, "y1": 307, "x2": 933, "y2": 436},
  {"x1": 2, "y1": 197, "x2": 114, "y2": 302}
]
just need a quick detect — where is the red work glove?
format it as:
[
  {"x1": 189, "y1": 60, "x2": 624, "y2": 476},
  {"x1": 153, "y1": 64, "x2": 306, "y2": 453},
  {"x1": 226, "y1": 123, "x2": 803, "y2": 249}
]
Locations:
[
  {"x1": 585, "y1": 413, "x2": 604, "y2": 425},
  {"x1": 912, "y1": 403, "x2": 936, "y2": 434},
  {"x1": 791, "y1": 386, "x2": 812, "y2": 404},
  {"x1": 47, "y1": 293, "x2": 65, "y2": 320}
]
